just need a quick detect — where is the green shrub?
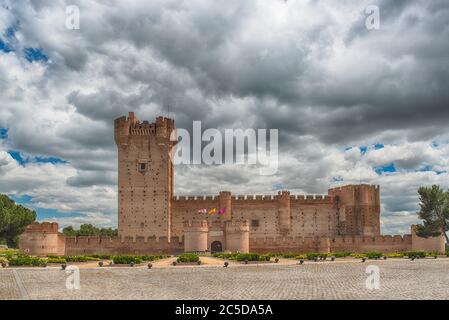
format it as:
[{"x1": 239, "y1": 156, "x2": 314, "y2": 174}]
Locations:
[
  {"x1": 46, "y1": 257, "x2": 67, "y2": 264},
  {"x1": 295, "y1": 254, "x2": 307, "y2": 260},
  {"x1": 405, "y1": 251, "x2": 426, "y2": 258},
  {"x1": 63, "y1": 256, "x2": 100, "y2": 262},
  {"x1": 350, "y1": 253, "x2": 367, "y2": 259},
  {"x1": 259, "y1": 254, "x2": 271, "y2": 262},
  {"x1": 235, "y1": 253, "x2": 260, "y2": 262},
  {"x1": 366, "y1": 252, "x2": 383, "y2": 259},
  {"x1": 177, "y1": 253, "x2": 200, "y2": 263},
  {"x1": 280, "y1": 253, "x2": 297, "y2": 259},
  {"x1": 331, "y1": 252, "x2": 351, "y2": 258},
  {"x1": 0, "y1": 249, "x2": 19, "y2": 256},
  {"x1": 112, "y1": 255, "x2": 142, "y2": 264},
  {"x1": 138, "y1": 255, "x2": 168, "y2": 261},
  {"x1": 306, "y1": 253, "x2": 327, "y2": 260},
  {"x1": 212, "y1": 253, "x2": 239, "y2": 260},
  {"x1": 91, "y1": 254, "x2": 112, "y2": 260},
  {"x1": 386, "y1": 252, "x2": 405, "y2": 258},
  {"x1": 8, "y1": 256, "x2": 46, "y2": 267}
]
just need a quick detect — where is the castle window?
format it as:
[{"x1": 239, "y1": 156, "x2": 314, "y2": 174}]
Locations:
[
  {"x1": 138, "y1": 163, "x2": 147, "y2": 172},
  {"x1": 251, "y1": 219, "x2": 260, "y2": 228}
]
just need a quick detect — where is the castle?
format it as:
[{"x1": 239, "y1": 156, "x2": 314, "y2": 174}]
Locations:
[{"x1": 19, "y1": 113, "x2": 445, "y2": 256}]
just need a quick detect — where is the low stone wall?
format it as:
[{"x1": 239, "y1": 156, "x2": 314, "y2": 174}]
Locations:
[
  {"x1": 249, "y1": 228, "x2": 445, "y2": 254},
  {"x1": 19, "y1": 222, "x2": 445, "y2": 256},
  {"x1": 64, "y1": 236, "x2": 184, "y2": 256}
]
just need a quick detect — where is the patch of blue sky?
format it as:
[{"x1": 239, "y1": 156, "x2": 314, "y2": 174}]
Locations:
[
  {"x1": 24, "y1": 47, "x2": 48, "y2": 62},
  {"x1": 4, "y1": 25, "x2": 18, "y2": 39},
  {"x1": 35, "y1": 156, "x2": 68, "y2": 164},
  {"x1": 0, "y1": 38, "x2": 12, "y2": 53},
  {"x1": 373, "y1": 143, "x2": 384, "y2": 150},
  {"x1": 9, "y1": 195, "x2": 84, "y2": 221},
  {"x1": 8, "y1": 150, "x2": 27, "y2": 165},
  {"x1": 0, "y1": 128, "x2": 7, "y2": 139},
  {"x1": 375, "y1": 163, "x2": 396, "y2": 175},
  {"x1": 332, "y1": 176, "x2": 344, "y2": 182},
  {"x1": 8, "y1": 150, "x2": 67, "y2": 166},
  {"x1": 9, "y1": 194, "x2": 33, "y2": 204},
  {"x1": 34, "y1": 208, "x2": 85, "y2": 221},
  {"x1": 416, "y1": 165, "x2": 433, "y2": 172},
  {"x1": 1, "y1": 23, "x2": 19, "y2": 53}
]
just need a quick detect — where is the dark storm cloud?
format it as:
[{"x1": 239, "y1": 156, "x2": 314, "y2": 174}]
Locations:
[
  {"x1": 71, "y1": 0, "x2": 449, "y2": 147},
  {"x1": 66, "y1": 170, "x2": 116, "y2": 187},
  {"x1": 2, "y1": 0, "x2": 449, "y2": 233}
]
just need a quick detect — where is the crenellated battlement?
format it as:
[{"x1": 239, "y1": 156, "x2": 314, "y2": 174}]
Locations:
[
  {"x1": 329, "y1": 184, "x2": 380, "y2": 192},
  {"x1": 184, "y1": 220, "x2": 209, "y2": 230},
  {"x1": 24, "y1": 221, "x2": 59, "y2": 233},
  {"x1": 172, "y1": 192, "x2": 337, "y2": 204},
  {"x1": 173, "y1": 195, "x2": 217, "y2": 201},
  {"x1": 114, "y1": 112, "x2": 175, "y2": 143},
  {"x1": 249, "y1": 233, "x2": 417, "y2": 254}
]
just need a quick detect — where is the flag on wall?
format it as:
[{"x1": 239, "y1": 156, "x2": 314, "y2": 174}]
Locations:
[
  {"x1": 218, "y1": 208, "x2": 227, "y2": 215},
  {"x1": 197, "y1": 209, "x2": 207, "y2": 214},
  {"x1": 208, "y1": 208, "x2": 217, "y2": 215}
]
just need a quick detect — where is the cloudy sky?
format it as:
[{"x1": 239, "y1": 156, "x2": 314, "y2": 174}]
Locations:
[{"x1": 0, "y1": 0, "x2": 448, "y2": 234}]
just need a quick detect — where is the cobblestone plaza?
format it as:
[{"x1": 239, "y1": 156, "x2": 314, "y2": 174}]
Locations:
[{"x1": 1, "y1": 259, "x2": 449, "y2": 300}]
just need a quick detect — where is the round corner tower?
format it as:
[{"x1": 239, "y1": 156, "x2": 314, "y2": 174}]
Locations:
[
  {"x1": 225, "y1": 220, "x2": 250, "y2": 253},
  {"x1": 183, "y1": 220, "x2": 209, "y2": 252}
]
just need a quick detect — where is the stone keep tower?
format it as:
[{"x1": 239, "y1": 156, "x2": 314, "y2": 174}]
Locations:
[
  {"x1": 328, "y1": 184, "x2": 380, "y2": 236},
  {"x1": 114, "y1": 112, "x2": 176, "y2": 241}
]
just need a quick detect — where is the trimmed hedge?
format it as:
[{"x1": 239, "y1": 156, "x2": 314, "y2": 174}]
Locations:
[
  {"x1": 212, "y1": 253, "x2": 239, "y2": 260},
  {"x1": 330, "y1": 252, "x2": 351, "y2": 258},
  {"x1": 259, "y1": 254, "x2": 271, "y2": 262},
  {"x1": 235, "y1": 253, "x2": 260, "y2": 262},
  {"x1": 63, "y1": 256, "x2": 100, "y2": 262},
  {"x1": 90, "y1": 254, "x2": 112, "y2": 260},
  {"x1": 177, "y1": 253, "x2": 199, "y2": 263},
  {"x1": 366, "y1": 252, "x2": 383, "y2": 259},
  {"x1": 112, "y1": 255, "x2": 143, "y2": 264},
  {"x1": 350, "y1": 253, "x2": 367, "y2": 259},
  {"x1": 385, "y1": 252, "x2": 405, "y2": 258},
  {"x1": 306, "y1": 253, "x2": 328, "y2": 260},
  {"x1": 8, "y1": 256, "x2": 46, "y2": 267},
  {"x1": 405, "y1": 251, "x2": 426, "y2": 258},
  {"x1": 46, "y1": 257, "x2": 67, "y2": 264}
]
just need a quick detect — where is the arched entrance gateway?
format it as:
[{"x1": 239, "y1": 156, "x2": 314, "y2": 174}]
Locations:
[{"x1": 210, "y1": 241, "x2": 223, "y2": 253}]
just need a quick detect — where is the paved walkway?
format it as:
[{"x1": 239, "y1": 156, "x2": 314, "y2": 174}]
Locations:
[{"x1": 1, "y1": 258, "x2": 449, "y2": 299}]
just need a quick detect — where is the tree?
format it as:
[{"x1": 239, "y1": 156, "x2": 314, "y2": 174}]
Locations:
[
  {"x1": 63, "y1": 224, "x2": 118, "y2": 237},
  {"x1": 0, "y1": 194, "x2": 36, "y2": 248},
  {"x1": 415, "y1": 185, "x2": 449, "y2": 244}
]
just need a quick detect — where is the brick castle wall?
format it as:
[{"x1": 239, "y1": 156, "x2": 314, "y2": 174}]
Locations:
[{"x1": 18, "y1": 114, "x2": 445, "y2": 255}]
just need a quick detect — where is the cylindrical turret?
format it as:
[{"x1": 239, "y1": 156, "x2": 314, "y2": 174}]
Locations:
[
  {"x1": 19, "y1": 222, "x2": 64, "y2": 256},
  {"x1": 219, "y1": 191, "x2": 232, "y2": 221},
  {"x1": 183, "y1": 220, "x2": 209, "y2": 252},
  {"x1": 225, "y1": 220, "x2": 249, "y2": 253}
]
